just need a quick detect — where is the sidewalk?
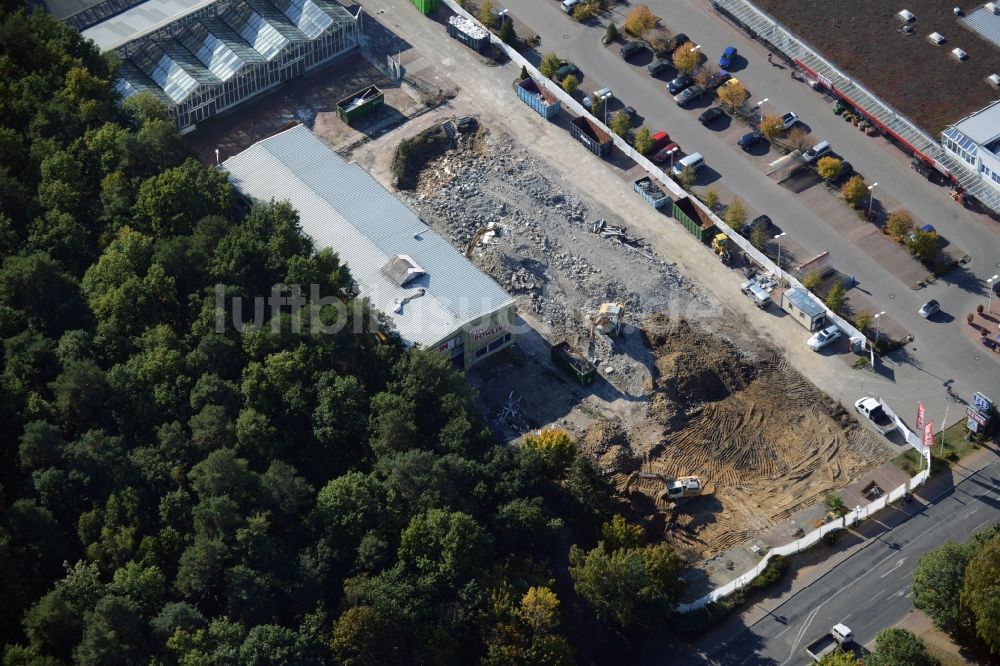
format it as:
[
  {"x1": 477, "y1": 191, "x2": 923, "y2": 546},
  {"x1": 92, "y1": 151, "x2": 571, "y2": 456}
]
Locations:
[{"x1": 693, "y1": 443, "x2": 999, "y2": 649}]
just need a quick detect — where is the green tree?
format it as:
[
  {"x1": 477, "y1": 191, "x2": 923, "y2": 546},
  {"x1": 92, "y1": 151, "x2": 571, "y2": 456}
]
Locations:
[
  {"x1": 604, "y1": 22, "x2": 619, "y2": 43},
  {"x1": 750, "y1": 225, "x2": 767, "y2": 251},
  {"x1": 854, "y1": 309, "x2": 873, "y2": 333},
  {"x1": 330, "y1": 606, "x2": 403, "y2": 666},
  {"x1": 817, "y1": 651, "x2": 860, "y2": 665},
  {"x1": 802, "y1": 270, "x2": 822, "y2": 293},
  {"x1": 841, "y1": 175, "x2": 867, "y2": 208},
  {"x1": 825, "y1": 280, "x2": 846, "y2": 312},
  {"x1": 913, "y1": 541, "x2": 975, "y2": 636},
  {"x1": 961, "y1": 535, "x2": 1000, "y2": 654},
  {"x1": 498, "y1": 17, "x2": 517, "y2": 46},
  {"x1": 561, "y1": 74, "x2": 578, "y2": 95},
  {"x1": 908, "y1": 229, "x2": 939, "y2": 264},
  {"x1": 704, "y1": 187, "x2": 719, "y2": 211},
  {"x1": 478, "y1": 0, "x2": 495, "y2": 26},
  {"x1": 572, "y1": 3, "x2": 595, "y2": 22},
  {"x1": 716, "y1": 80, "x2": 747, "y2": 113},
  {"x1": 396, "y1": 508, "x2": 493, "y2": 592},
  {"x1": 817, "y1": 156, "x2": 842, "y2": 182},
  {"x1": 540, "y1": 53, "x2": 562, "y2": 79},
  {"x1": 634, "y1": 127, "x2": 653, "y2": 155},
  {"x1": 677, "y1": 165, "x2": 697, "y2": 189},
  {"x1": 865, "y1": 627, "x2": 938, "y2": 666},
  {"x1": 518, "y1": 65, "x2": 529, "y2": 82},
  {"x1": 724, "y1": 198, "x2": 748, "y2": 232},
  {"x1": 600, "y1": 514, "x2": 644, "y2": 551},
  {"x1": 623, "y1": 4, "x2": 657, "y2": 38},
  {"x1": 569, "y1": 542, "x2": 684, "y2": 630},
  {"x1": 131, "y1": 159, "x2": 232, "y2": 237},
  {"x1": 610, "y1": 111, "x2": 631, "y2": 138}
]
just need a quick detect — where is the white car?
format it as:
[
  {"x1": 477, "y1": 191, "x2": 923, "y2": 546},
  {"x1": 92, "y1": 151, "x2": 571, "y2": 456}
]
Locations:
[
  {"x1": 802, "y1": 140, "x2": 831, "y2": 163},
  {"x1": 807, "y1": 324, "x2": 842, "y2": 351},
  {"x1": 779, "y1": 112, "x2": 798, "y2": 130}
]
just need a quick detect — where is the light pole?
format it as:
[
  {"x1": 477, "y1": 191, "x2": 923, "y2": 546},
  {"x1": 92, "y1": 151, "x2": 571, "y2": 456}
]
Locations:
[
  {"x1": 601, "y1": 91, "x2": 612, "y2": 126},
  {"x1": 987, "y1": 274, "x2": 999, "y2": 313},
  {"x1": 756, "y1": 97, "x2": 769, "y2": 121},
  {"x1": 867, "y1": 182, "x2": 878, "y2": 216},
  {"x1": 873, "y1": 311, "x2": 886, "y2": 350},
  {"x1": 666, "y1": 146, "x2": 679, "y2": 171},
  {"x1": 773, "y1": 232, "x2": 786, "y2": 274}
]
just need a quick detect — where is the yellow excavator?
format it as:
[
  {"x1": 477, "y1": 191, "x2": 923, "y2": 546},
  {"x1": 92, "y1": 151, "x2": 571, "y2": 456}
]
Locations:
[{"x1": 712, "y1": 232, "x2": 731, "y2": 265}]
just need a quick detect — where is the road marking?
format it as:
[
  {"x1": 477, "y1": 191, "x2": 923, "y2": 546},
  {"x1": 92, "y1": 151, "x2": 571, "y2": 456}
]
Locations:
[
  {"x1": 868, "y1": 589, "x2": 886, "y2": 603},
  {"x1": 879, "y1": 557, "x2": 907, "y2": 578},
  {"x1": 781, "y1": 607, "x2": 819, "y2": 666}
]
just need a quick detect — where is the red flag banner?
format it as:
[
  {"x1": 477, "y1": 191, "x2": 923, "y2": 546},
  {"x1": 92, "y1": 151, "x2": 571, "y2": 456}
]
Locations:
[
  {"x1": 923, "y1": 421, "x2": 934, "y2": 451},
  {"x1": 916, "y1": 401, "x2": 925, "y2": 431}
]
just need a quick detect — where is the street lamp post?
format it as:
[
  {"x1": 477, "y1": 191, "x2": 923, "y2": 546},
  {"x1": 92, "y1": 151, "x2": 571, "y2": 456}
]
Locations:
[
  {"x1": 666, "y1": 146, "x2": 679, "y2": 171},
  {"x1": 867, "y1": 182, "x2": 878, "y2": 216},
  {"x1": 756, "y1": 97, "x2": 769, "y2": 121},
  {"x1": 988, "y1": 274, "x2": 999, "y2": 313},
  {"x1": 773, "y1": 232, "x2": 786, "y2": 275},
  {"x1": 601, "y1": 91, "x2": 612, "y2": 126},
  {"x1": 873, "y1": 311, "x2": 886, "y2": 350}
]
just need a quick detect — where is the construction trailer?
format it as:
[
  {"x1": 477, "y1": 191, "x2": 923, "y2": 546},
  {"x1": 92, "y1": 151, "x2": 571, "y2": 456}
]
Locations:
[
  {"x1": 516, "y1": 78, "x2": 561, "y2": 119},
  {"x1": 335, "y1": 85, "x2": 384, "y2": 123},
  {"x1": 780, "y1": 288, "x2": 827, "y2": 331},
  {"x1": 570, "y1": 115, "x2": 613, "y2": 156},
  {"x1": 671, "y1": 196, "x2": 718, "y2": 242},
  {"x1": 551, "y1": 341, "x2": 597, "y2": 386}
]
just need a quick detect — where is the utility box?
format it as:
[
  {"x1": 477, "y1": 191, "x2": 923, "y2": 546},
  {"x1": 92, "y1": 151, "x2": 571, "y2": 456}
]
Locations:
[
  {"x1": 551, "y1": 341, "x2": 596, "y2": 387},
  {"x1": 335, "y1": 85, "x2": 384, "y2": 123},
  {"x1": 570, "y1": 116, "x2": 613, "y2": 156},
  {"x1": 780, "y1": 288, "x2": 827, "y2": 331},
  {"x1": 671, "y1": 196, "x2": 717, "y2": 242},
  {"x1": 516, "y1": 78, "x2": 561, "y2": 119}
]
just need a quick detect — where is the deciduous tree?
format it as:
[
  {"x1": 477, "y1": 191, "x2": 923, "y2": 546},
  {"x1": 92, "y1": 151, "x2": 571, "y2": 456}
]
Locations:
[
  {"x1": 623, "y1": 5, "x2": 657, "y2": 38},
  {"x1": 633, "y1": 127, "x2": 652, "y2": 155},
  {"x1": 724, "y1": 198, "x2": 747, "y2": 232},
  {"x1": 961, "y1": 535, "x2": 1000, "y2": 654},
  {"x1": 672, "y1": 42, "x2": 700, "y2": 74},
  {"x1": 825, "y1": 281, "x2": 846, "y2": 312},
  {"x1": 610, "y1": 111, "x2": 631, "y2": 138},
  {"x1": 760, "y1": 115, "x2": 783, "y2": 142},
  {"x1": 716, "y1": 81, "x2": 747, "y2": 112},
  {"x1": 886, "y1": 209, "x2": 914, "y2": 241},
  {"x1": 540, "y1": 53, "x2": 562, "y2": 79},
  {"x1": 841, "y1": 175, "x2": 868, "y2": 209},
  {"x1": 817, "y1": 156, "x2": 842, "y2": 182},
  {"x1": 865, "y1": 627, "x2": 938, "y2": 666}
]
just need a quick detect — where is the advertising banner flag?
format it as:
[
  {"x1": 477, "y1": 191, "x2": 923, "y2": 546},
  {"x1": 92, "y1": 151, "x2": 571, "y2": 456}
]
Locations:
[
  {"x1": 916, "y1": 401, "x2": 925, "y2": 431},
  {"x1": 923, "y1": 421, "x2": 934, "y2": 451}
]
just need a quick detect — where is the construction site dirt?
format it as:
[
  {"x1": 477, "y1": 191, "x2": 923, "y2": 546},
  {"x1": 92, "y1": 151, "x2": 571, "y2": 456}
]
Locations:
[{"x1": 389, "y1": 124, "x2": 894, "y2": 580}]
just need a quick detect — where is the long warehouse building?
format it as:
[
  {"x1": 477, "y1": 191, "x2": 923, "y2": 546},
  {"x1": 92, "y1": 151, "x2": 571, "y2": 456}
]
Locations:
[
  {"x1": 72, "y1": 0, "x2": 360, "y2": 131},
  {"x1": 222, "y1": 124, "x2": 516, "y2": 369}
]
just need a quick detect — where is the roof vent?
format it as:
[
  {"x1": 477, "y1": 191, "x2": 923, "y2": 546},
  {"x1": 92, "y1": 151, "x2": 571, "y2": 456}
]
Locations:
[
  {"x1": 929, "y1": 31, "x2": 946, "y2": 44},
  {"x1": 898, "y1": 9, "x2": 916, "y2": 21},
  {"x1": 986, "y1": 2, "x2": 999, "y2": 14},
  {"x1": 953, "y1": 47, "x2": 969, "y2": 60},
  {"x1": 989, "y1": 73, "x2": 1000, "y2": 87},
  {"x1": 902, "y1": 24, "x2": 915, "y2": 33},
  {"x1": 382, "y1": 255, "x2": 426, "y2": 286}
]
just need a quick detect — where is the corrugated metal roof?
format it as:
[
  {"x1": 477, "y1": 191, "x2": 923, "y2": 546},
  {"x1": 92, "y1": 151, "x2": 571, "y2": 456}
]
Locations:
[
  {"x1": 784, "y1": 288, "x2": 825, "y2": 318},
  {"x1": 81, "y1": 0, "x2": 217, "y2": 50},
  {"x1": 222, "y1": 125, "x2": 514, "y2": 349},
  {"x1": 951, "y1": 100, "x2": 1000, "y2": 147},
  {"x1": 961, "y1": 6, "x2": 1000, "y2": 50}
]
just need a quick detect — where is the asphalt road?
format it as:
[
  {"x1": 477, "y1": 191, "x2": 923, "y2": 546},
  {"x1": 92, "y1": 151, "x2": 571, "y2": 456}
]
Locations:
[
  {"x1": 493, "y1": 0, "x2": 1000, "y2": 420},
  {"x1": 699, "y1": 456, "x2": 1000, "y2": 665}
]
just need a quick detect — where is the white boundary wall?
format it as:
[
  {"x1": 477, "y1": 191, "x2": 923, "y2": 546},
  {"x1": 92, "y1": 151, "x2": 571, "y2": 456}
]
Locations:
[
  {"x1": 433, "y1": 0, "x2": 922, "y2": 612},
  {"x1": 438, "y1": 0, "x2": 869, "y2": 348}
]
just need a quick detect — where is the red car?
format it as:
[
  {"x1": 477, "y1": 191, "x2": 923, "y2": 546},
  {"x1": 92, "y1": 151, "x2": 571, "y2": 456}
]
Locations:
[
  {"x1": 647, "y1": 131, "x2": 672, "y2": 154},
  {"x1": 651, "y1": 142, "x2": 681, "y2": 164}
]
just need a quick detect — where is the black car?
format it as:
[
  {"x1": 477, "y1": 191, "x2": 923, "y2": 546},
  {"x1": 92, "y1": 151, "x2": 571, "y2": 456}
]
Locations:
[
  {"x1": 699, "y1": 106, "x2": 725, "y2": 125},
  {"x1": 554, "y1": 63, "x2": 579, "y2": 81},
  {"x1": 647, "y1": 58, "x2": 671, "y2": 75},
  {"x1": 837, "y1": 161, "x2": 854, "y2": 180},
  {"x1": 744, "y1": 215, "x2": 771, "y2": 233},
  {"x1": 620, "y1": 41, "x2": 645, "y2": 60},
  {"x1": 668, "y1": 74, "x2": 693, "y2": 94},
  {"x1": 738, "y1": 131, "x2": 765, "y2": 150},
  {"x1": 666, "y1": 32, "x2": 689, "y2": 54},
  {"x1": 620, "y1": 106, "x2": 637, "y2": 120}
]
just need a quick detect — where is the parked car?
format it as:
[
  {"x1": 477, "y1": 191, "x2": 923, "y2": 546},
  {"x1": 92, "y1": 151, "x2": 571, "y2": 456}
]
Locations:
[
  {"x1": 620, "y1": 40, "x2": 645, "y2": 60},
  {"x1": 647, "y1": 58, "x2": 671, "y2": 75},
  {"x1": 744, "y1": 214, "x2": 771, "y2": 233},
  {"x1": 668, "y1": 74, "x2": 693, "y2": 94},
  {"x1": 655, "y1": 32, "x2": 689, "y2": 56},
  {"x1": 647, "y1": 131, "x2": 672, "y2": 154},
  {"x1": 910, "y1": 223, "x2": 936, "y2": 241},
  {"x1": 836, "y1": 161, "x2": 854, "y2": 181},
  {"x1": 651, "y1": 143, "x2": 681, "y2": 163},
  {"x1": 703, "y1": 70, "x2": 732, "y2": 91},
  {"x1": 807, "y1": 324, "x2": 842, "y2": 351},
  {"x1": 554, "y1": 63, "x2": 578, "y2": 81},
  {"x1": 738, "y1": 130, "x2": 764, "y2": 150},
  {"x1": 802, "y1": 140, "x2": 831, "y2": 163},
  {"x1": 919, "y1": 299, "x2": 940, "y2": 318},
  {"x1": 620, "y1": 106, "x2": 636, "y2": 120},
  {"x1": 719, "y1": 45, "x2": 737, "y2": 69},
  {"x1": 779, "y1": 111, "x2": 798, "y2": 130},
  {"x1": 674, "y1": 84, "x2": 705, "y2": 106},
  {"x1": 672, "y1": 152, "x2": 704, "y2": 176},
  {"x1": 561, "y1": 0, "x2": 581, "y2": 14},
  {"x1": 699, "y1": 106, "x2": 726, "y2": 125},
  {"x1": 582, "y1": 87, "x2": 612, "y2": 108}
]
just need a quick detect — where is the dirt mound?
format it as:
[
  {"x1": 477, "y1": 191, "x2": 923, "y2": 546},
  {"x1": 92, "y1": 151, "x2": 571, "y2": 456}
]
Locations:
[{"x1": 581, "y1": 419, "x2": 639, "y2": 475}]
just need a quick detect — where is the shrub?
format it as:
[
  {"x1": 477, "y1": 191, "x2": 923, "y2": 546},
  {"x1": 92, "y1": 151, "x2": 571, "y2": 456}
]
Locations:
[
  {"x1": 704, "y1": 187, "x2": 719, "y2": 211},
  {"x1": 623, "y1": 4, "x2": 657, "y2": 38},
  {"x1": 825, "y1": 281, "x2": 846, "y2": 312},
  {"x1": 787, "y1": 127, "x2": 811, "y2": 151},
  {"x1": 826, "y1": 493, "x2": 847, "y2": 517},
  {"x1": 816, "y1": 156, "x2": 842, "y2": 182},
  {"x1": 750, "y1": 226, "x2": 766, "y2": 250},
  {"x1": 854, "y1": 310, "x2": 873, "y2": 333},
  {"x1": 724, "y1": 198, "x2": 747, "y2": 232},
  {"x1": 908, "y1": 229, "x2": 939, "y2": 263},
  {"x1": 609, "y1": 111, "x2": 631, "y2": 138},
  {"x1": 716, "y1": 81, "x2": 747, "y2": 113},
  {"x1": 672, "y1": 42, "x2": 700, "y2": 74},
  {"x1": 540, "y1": 52, "x2": 561, "y2": 78},
  {"x1": 561, "y1": 74, "x2": 578, "y2": 94},
  {"x1": 498, "y1": 17, "x2": 517, "y2": 46},
  {"x1": 677, "y1": 165, "x2": 697, "y2": 189},
  {"x1": 977, "y1": 304, "x2": 985, "y2": 314},
  {"x1": 967, "y1": 313, "x2": 975, "y2": 324},
  {"x1": 841, "y1": 175, "x2": 867, "y2": 209},
  {"x1": 760, "y1": 115, "x2": 783, "y2": 142},
  {"x1": 648, "y1": 27, "x2": 672, "y2": 54},
  {"x1": 886, "y1": 209, "x2": 914, "y2": 240},
  {"x1": 604, "y1": 22, "x2": 618, "y2": 43},
  {"x1": 802, "y1": 269, "x2": 822, "y2": 293},
  {"x1": 573, "y1": 2, "x2": 595, "y2": 21},
  {"x1": 633, "y1": 127, "x2": 652, "y2": 154},
  {"x1": 477, "y1": 0, "x2": 495, "y2": 27},
  {"x1": 747, "y1": 555, "x2": 787, "y2": 591}
]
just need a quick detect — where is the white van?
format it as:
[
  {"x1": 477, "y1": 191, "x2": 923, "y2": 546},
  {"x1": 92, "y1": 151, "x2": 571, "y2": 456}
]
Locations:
[
  {"x1": 583, "y1": 86, "x2": 612, "y2": 108},
  {"x1": 561, "y1": 0, "x2": 581, "y2": 13},
  {"x1": 741, "y1": 280, "x2": 772, "y2": 309},
  {"x1": 672, "y1": 152, "x2": 704, "y2": 176}
]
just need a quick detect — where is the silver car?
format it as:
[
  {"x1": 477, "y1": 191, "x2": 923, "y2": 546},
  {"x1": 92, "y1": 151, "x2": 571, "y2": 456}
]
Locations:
[
  {"x1": 807, "y1": 324, "x2": 842, "y2": 351},
  {"x1": 674, "y1": 84, "x2": 705, "y2": 106},
  {"x1": 919, "y1": 299, "x2": 940, "y2": 318}
]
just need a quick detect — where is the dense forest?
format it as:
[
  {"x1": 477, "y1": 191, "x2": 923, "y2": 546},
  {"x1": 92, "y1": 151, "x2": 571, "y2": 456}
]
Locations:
[{"x1": 0, "y1": 6, "x2": 687, "y2": 663}]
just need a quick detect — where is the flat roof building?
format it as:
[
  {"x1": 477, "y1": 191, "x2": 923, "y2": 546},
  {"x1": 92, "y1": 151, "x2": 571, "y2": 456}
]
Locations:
[
  {"x1": 69, "y1": 0, "x2": 360, "y2": 131},
  {"x1": 222, "y1": 125, "x2": 516, "y2": 369},
  {"x1": 942, "y1": 100, "x2": 1000, "y2": 196}
]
